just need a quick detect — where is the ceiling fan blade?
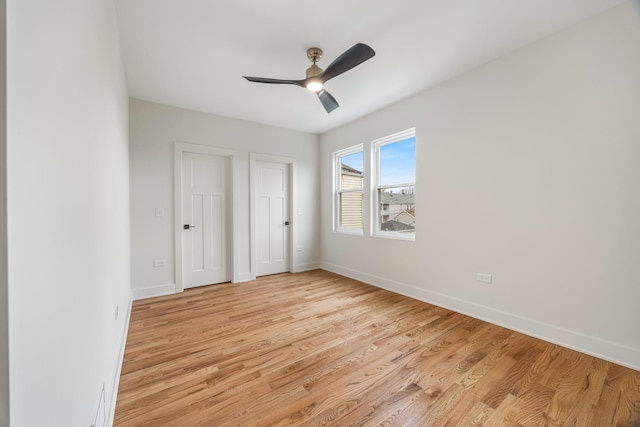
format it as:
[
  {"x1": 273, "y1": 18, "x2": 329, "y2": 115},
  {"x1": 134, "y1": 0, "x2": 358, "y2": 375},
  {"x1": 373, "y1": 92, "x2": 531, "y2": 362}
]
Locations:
[
  {"x1": 317, "y1": 89, "x2": 339, "y2": 113},
  {"x1": 319, "y1": 43, "x2": 375, "y2": 83},
  {"x1": 243, "y1": 76, "x2": 304, "y2": 87}
]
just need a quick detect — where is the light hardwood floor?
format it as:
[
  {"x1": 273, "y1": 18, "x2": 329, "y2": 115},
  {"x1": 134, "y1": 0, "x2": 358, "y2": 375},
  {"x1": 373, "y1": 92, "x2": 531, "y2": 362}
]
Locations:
[{"x1": 115, "y1": 270, "x2": 640, "y2": 426}]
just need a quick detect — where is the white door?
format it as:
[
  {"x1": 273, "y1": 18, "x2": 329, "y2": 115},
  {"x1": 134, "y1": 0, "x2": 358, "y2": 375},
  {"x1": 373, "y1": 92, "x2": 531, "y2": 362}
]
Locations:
[
  {"x1": 256, "y1": 161, "x2": 290, "y2": 276},
  {"x1": 182, "y1": 152, "x2": 229, "y2": 288}
]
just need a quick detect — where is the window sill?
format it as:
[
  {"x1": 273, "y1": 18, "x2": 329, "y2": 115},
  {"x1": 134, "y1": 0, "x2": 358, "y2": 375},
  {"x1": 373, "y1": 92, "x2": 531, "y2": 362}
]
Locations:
[
  {"x1": 335, "y1": 228, "x2": 364, "y2": 236},
  {"x1": 372, "y1": 231, "x2": 415, "y2": 241}
]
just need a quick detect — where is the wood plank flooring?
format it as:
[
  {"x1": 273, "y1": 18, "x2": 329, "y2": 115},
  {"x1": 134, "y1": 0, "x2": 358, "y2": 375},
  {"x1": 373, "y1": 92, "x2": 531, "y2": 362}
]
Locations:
[{"x1": 114, "y1": 270, "x2": 640, "y2": 426}]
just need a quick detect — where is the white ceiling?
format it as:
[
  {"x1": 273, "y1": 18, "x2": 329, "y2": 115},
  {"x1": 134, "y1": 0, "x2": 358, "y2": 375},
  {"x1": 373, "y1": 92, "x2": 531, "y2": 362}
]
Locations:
[{"x1": 114, "y1": 0, "x2": 626, "y2": 134}]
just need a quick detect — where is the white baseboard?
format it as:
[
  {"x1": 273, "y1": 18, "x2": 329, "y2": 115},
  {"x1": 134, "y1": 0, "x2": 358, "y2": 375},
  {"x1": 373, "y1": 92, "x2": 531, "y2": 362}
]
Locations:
[
  {"x1": 320, "y1": 262, "x2": 640, "y2": 372},
  {"x1": 132, "y1": 283, "x2": 176, "y2": 300},
  {"x1": 295, "y1": 261, "x2": 320, "y2": 272},
  {"x1": 106, "y1": 298, "x2": 132, "y2": 427}
]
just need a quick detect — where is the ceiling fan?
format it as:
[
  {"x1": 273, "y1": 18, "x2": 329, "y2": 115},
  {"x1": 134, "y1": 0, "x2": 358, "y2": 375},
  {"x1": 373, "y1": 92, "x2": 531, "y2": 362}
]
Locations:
[{"x1": 243, "y1": 43, "x2": 375, "y2": 113}]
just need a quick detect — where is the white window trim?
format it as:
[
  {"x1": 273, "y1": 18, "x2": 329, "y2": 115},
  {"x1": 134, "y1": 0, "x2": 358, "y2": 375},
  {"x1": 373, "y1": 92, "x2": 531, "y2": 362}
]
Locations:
[
  {"x1": 334, "y1": 144, "x2": 364, "y2": 235},
  {"x1": 372, "y1": 128, "x2": 416, "y2": 241}
]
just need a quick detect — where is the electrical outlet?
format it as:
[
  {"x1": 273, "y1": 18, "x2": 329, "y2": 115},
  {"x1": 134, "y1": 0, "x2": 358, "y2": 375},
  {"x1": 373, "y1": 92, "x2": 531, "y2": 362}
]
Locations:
[
  {"x1": 155, "y1": 207, "x2": 164, "y2": 217},
  {"x1": 153, "y1": 260, "x2": 166, "y2": 267},
  {"x1": 477, "y1": 272, "x2": 492, "y2": 283}
]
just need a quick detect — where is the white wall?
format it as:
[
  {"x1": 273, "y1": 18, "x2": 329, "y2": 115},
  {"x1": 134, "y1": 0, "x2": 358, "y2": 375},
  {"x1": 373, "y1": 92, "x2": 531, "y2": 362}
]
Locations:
[
  {"x1": 7, "y1": 0, "x2": 131, "y2": 426},
  {"x1": 129, "y1": 99, "x2": 320, "y2": 298},
  {"x1": 320, "y1": 1, "x2": 640, "y2": 370},
  {"x1": 0, "y1": 1, "x2": 8, "y2": 425}
]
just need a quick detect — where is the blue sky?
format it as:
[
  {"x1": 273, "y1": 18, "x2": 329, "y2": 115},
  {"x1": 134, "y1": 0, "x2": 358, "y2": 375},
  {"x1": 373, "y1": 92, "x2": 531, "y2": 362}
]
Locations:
[
  {"x1": 380, "y1": 137, "x2": 416, "y2": 185},
  {"x1": 341, "y1": 151, "x2": 364, "y2": 172},
  {"x1": 341, "y1": 136, "x2": 416, "y2": 185}
]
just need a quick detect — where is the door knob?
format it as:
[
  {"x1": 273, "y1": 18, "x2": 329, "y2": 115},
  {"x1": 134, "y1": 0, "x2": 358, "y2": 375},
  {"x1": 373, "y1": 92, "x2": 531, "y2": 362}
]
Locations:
[
  {"x1": 283, "y1": 221, "x2": 290, "y2": 226},
  {"x1": 183, "y1": 224, "x2": 197, "y2": 230}
]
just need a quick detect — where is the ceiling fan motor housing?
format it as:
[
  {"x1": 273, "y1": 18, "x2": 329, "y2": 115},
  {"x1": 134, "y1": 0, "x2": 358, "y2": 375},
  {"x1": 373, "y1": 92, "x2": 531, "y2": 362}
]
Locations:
[
  {"x1": 306, "y1": 64, "x2": 323, "y2": 78},
  {"x1": 306, "y1": 47, "x2": 323, "y2": 78}
]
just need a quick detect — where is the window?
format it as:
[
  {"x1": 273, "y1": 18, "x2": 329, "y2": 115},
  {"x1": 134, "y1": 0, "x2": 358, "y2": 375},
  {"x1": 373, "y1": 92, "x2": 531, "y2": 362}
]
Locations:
[
  {"x1": 332, "y1": 129, "x2": 416, "y2": 239},
  {"x1": 334, "y1": 145, "x2": 364, "y2": 233},
  {"x1": 373, "y1": 129, "x2": 416, "y2": 238}
]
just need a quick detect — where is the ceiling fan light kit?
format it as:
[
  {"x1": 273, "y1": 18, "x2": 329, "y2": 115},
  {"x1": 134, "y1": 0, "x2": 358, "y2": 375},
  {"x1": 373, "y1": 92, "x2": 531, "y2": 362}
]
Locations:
[{"x1": 243, "y1": 43, "x2": 375, "y2": 113}]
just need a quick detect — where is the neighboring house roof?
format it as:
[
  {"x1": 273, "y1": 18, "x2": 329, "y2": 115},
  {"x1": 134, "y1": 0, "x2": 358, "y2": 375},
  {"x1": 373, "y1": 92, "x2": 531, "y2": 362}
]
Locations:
[
  {"x1": 380, "y1": 192, "x2": 414, "y2": 205},
  {"x1": 341, "y1": 163, "x2": 362, "y2": 176},
  {"x1": 381, "y1": 209, "x2": 415, "y2": 232},
  {"x1": 380, "y1": 219, "x2": 414, "y2": 232},
  {"x1": 393, "y1": 210, "x2": 415, "y2": 226}
]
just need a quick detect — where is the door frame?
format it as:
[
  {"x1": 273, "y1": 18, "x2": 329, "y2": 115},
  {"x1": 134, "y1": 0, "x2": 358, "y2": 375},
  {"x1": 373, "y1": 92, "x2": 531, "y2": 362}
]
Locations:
[
  {"x1": 174, "y1": 142, "x2": 240, "y2": 292},
  {"x1": 250, "y1": 153, "x2": 297, "y2": 280}
]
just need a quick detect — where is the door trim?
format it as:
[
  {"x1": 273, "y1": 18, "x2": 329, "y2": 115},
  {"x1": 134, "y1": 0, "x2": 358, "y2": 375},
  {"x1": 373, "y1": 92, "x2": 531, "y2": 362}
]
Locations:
[
  {"x1": 250, "y1": 153, "x2": 297, "y2": 280},
  {"x1": 174, "y1": 142, "x2": 240, "y2": 292}
]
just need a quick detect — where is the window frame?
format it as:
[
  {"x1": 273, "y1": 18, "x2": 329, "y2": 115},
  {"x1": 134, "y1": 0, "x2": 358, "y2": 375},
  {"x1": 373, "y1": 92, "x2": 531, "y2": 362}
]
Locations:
[
  {"x1": 333, "y1": 144, "x2": 364, "y2": 235},
  {"x1": 372, "y1": 128, "x2": 416, "y2": 241}
]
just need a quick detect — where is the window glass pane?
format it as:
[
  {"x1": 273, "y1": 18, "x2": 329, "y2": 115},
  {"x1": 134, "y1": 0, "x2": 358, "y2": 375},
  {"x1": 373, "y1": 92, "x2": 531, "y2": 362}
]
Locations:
[
  {"x1": 339, "y1": 191, "x2": 364, "y2": 229},
  {"x1": 335, "y1": 146, "x2": 364, "y2": 233},
  {"x1": 339, "y1": 151, "x2": 363, "y2": 190},
  {"x1": 375, "y1": 130, "x2": 416, "y2": 238},
  {"x1": 379, "y1": 137, "x2": 416, "y2": 186},
  {"x1": 378, "y1": 186, "x2": 415, "y2": 233}
]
